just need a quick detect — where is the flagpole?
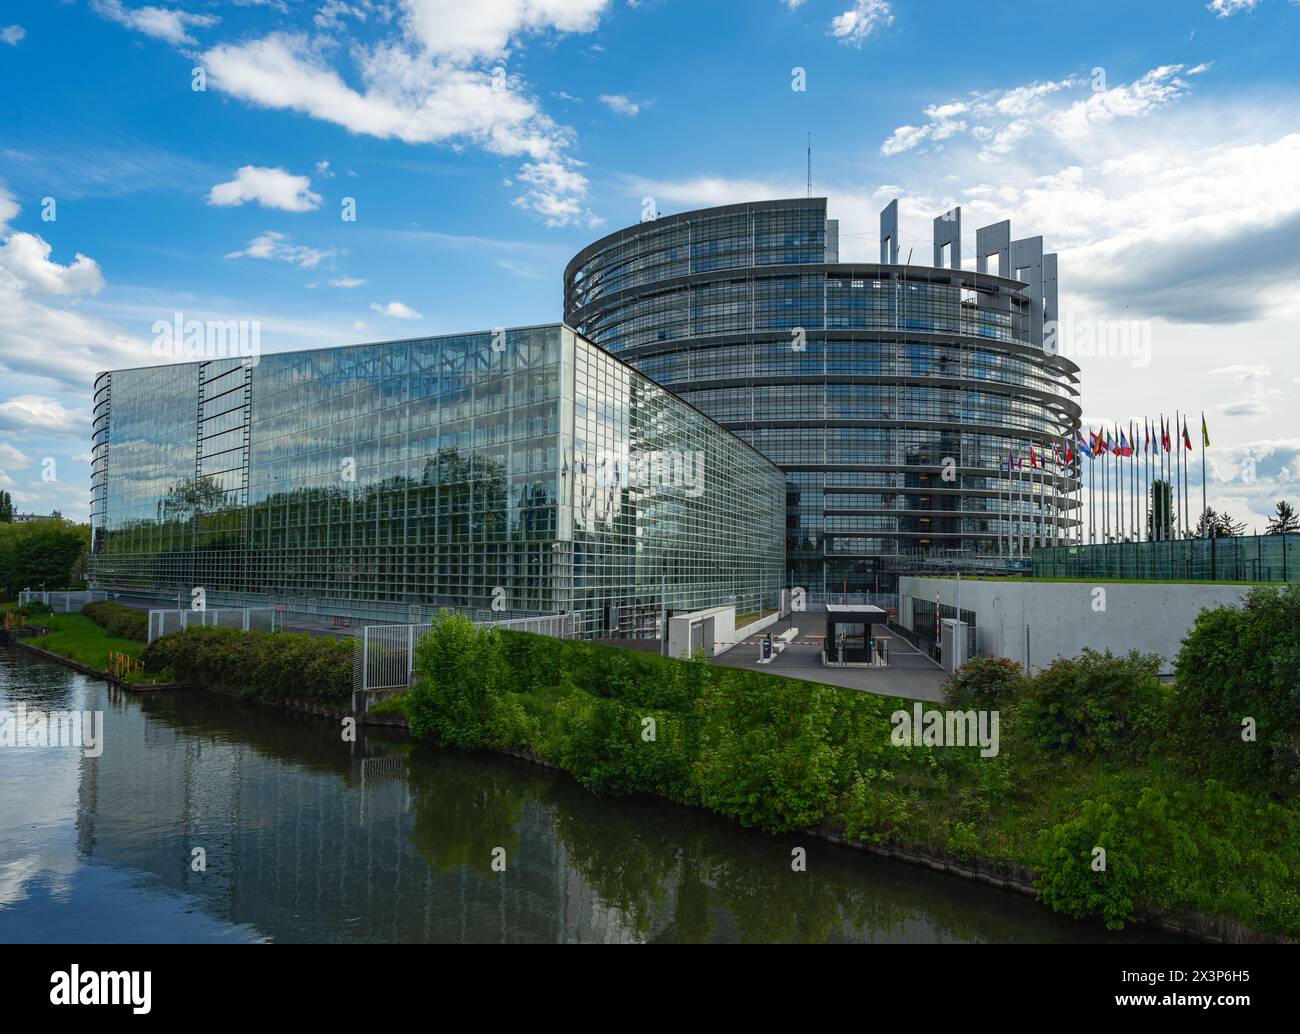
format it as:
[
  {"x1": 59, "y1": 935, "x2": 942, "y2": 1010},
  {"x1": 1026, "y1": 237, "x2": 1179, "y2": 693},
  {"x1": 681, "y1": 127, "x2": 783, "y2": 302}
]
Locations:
[
  {"x1": 1129, "y1": 420, "x2": 1136, "y2": 543},
  {"x1": 1013, "y1": 449, "x2": 1020, "y2": 559},
  {"x1": 1147, "y1": 418, "x2": 1153, "y2": 542},
  {"x1": 1183, "y1": 416, "x2": 1191, "y2": 542},
  {"x1": 1105, "y1": 431, "x2": 1111, "y2": 543},
  {"x1": 1200, "y1": 412, "x2": 1208, "y2": 539},
  {"x1": 1165, "y1": 413, "x2": 1172, "y2": 540},
  {"x1": 1113, "y1": 429, "x2": 1120, "y2": 543},
  {"x1": 1089, "y1": 442, "x2": 1095, "y2": 544},
  {"x1": 1175, "y1": 409, "x2": 1183, "y2": 539},
  {"x1": 1114, "y1": 429, "x2": 1121, "y2": 543}
]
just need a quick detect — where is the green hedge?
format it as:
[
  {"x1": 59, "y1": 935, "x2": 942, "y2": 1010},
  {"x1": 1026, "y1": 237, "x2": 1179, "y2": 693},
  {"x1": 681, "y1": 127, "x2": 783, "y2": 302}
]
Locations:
[
  {"x1": 141, "y1": 627, "x2": 352, "y2": 704},
  {"x1": 82, "y1": 601, "x2": 148, "y2": 642},
  {"x1": 1174, "y1": 583, "x2": 1300, "y2": 787},
  {"x1": 389, "y1": 604, "x2": 1300, "y2": 937}
]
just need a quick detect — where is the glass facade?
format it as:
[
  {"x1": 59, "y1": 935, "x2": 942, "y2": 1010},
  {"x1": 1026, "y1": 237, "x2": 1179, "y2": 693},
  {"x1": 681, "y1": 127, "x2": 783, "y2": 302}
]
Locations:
[
  {"x1": 564, "y1": 198, "x2": 1084, "y2": 595},
  {"x1": 90, "y1": 326, "x2": 785, "y2": 637},
  {"x1": 1034, "y1": 535, "x2": 1299, "y2": 583}
]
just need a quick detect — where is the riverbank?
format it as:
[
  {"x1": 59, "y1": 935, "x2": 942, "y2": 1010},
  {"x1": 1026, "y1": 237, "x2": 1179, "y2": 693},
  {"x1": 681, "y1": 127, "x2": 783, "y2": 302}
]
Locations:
[
  {"x1": 5, "y1": 648, "x2": 1174, "y2": 945},
  {"x1": 381, "y1": 603, "x2": 1300, "y2": 942},
  {"x1": 1, "y1": 611, "x2": 149, "y2": 681},
  {"x1": 10, "y1": 600, "x2": 1297, "y2": 943}
]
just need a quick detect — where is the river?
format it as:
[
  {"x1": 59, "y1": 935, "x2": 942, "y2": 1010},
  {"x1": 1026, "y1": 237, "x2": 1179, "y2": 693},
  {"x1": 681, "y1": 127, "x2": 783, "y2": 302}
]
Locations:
[{"x1": 0, "y1": 650, "x2": 1183, "y2": 943}]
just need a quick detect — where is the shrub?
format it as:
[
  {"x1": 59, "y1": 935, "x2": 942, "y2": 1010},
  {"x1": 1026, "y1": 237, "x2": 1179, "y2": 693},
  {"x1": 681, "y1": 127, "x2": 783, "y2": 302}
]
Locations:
[
  {"x1": 1035, "y1": 796, "x2": 1141, "y2": 930},
  {"x1": 141, "y1": 627, "x2": 352, "y2": 703},
  {"x1": 941, "y1": 656, "x2": 1026, "y2": 710},
  {"x1": 1173, "y1": 584, "x2": 1300, "y2": 790},
  {"x1": 1024, "y1": 649, "x2": 1170, "y2": 758},
  {"x1": 82, "y1": 600, "x2": 148, "y2": 642},
  {"x1": 693, "y1": 672, "x2": 851, "y2": 833},
  {"x1": 398, "y1": 614, "x2": 512, "y2": 748}
]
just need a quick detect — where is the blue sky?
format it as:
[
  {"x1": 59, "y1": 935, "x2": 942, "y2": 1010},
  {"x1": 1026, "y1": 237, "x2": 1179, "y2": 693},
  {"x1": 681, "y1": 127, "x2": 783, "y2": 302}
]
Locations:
[{"x1": 1, "y1": 0, "x2": 1298, "y2": 529}]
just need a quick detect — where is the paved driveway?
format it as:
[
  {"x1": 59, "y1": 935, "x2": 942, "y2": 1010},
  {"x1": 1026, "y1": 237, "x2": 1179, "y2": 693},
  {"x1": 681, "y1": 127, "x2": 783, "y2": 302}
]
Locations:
[{"x1": 709, "y1": 612, "x2": 946, "y2": 702}]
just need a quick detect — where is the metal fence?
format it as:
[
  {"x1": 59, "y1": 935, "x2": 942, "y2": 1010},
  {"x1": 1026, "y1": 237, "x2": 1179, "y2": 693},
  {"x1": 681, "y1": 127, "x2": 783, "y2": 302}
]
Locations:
[
  {"x1": 1034, "y1": 533, "x2": 1298, "y2": 583},
  {"x1": 801, "y1": 592, "x2": 899, "y2": 612},
  {"x1": 146, "y1": 607, "x2": 277, "y2": 643},
  {"x1": 353, "y1": 612, "x2": 575, "y2": 694},
  {"x1": 17, "y1": 589, "x2": 108, "y2": 612}
]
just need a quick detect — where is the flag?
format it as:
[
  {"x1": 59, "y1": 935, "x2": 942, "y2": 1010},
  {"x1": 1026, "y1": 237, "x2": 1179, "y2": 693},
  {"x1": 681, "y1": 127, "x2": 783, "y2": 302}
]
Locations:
[
  {"x1": 1076, "y1": 434, "x2": 1093, "y2": 459},
  {"x1": 1143, "y1": 420, "x2": 1150, "y2": 453},
  {"x1": 1118, "y1": 431, "x2": 1133, "y2": 457},
  {"x1": 1161, "y1": 418, "x2": 1171, "y2": 452},
  {"x1": 1201, "y1": 413, "x2": 1210, "y2": 448},
  {"x1": 1182, "y1": 417, "x2": 1192, "y2": 451},
  {"x1": 1030, "y1": 447, "x2": 1038, "y2": 469}
]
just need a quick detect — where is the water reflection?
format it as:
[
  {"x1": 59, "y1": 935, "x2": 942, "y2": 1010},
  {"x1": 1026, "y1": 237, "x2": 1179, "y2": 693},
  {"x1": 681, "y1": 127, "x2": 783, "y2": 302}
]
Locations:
[{"x1": 0, "y1": 651, "x2": 1183, "y2": 943}]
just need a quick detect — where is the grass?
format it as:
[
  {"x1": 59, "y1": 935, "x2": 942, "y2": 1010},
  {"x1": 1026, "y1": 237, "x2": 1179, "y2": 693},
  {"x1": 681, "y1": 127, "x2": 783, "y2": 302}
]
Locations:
[
  {"x1": 20, "y1": 612, "x2": 160, "y2": 680},
  {"x1": 734, "y1": 608, "x2": 778, "y2": 627}
]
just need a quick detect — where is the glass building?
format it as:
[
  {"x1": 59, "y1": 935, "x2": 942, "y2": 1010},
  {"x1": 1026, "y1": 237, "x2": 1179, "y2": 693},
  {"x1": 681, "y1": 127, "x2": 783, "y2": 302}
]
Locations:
[
  {"x1": 90, "y1": 325, "x2": 785, "y2": 637},
  {"x1": 564, "y1": 198, "x2": 1084, "y2": 595}
]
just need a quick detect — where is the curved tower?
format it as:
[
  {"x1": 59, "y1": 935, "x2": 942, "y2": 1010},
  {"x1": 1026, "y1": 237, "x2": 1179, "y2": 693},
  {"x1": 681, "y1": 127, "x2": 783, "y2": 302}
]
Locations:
[{"x1": 563, "y1": 197, "x2": 1082, "y2": 595}]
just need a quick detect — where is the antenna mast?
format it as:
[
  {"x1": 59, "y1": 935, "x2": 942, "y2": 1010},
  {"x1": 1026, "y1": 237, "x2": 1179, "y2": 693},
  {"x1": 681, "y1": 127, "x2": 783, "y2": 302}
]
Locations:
[{"x1": 806, "y1": 132, "x2": 812, "y2": 197}]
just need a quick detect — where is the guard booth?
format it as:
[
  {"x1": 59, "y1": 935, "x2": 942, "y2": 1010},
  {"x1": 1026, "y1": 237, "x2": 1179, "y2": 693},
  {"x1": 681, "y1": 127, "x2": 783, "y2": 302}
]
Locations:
[{"x1": 823, "y1": 604, "x2": 890, "y2": 666}]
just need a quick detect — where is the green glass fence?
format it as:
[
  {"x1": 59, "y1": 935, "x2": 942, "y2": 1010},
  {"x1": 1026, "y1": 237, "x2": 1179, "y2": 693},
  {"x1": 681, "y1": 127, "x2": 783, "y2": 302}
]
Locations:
[{"x1": 1033, "y1": 534, "x2": 1298, "y2": 583}]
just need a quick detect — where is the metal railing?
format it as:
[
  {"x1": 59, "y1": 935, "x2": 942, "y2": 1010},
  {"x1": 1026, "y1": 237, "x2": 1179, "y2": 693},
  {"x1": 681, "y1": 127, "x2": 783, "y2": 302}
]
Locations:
[
  {"x1": 353, "y1": 612, "x2": 575, "y2": 693},
  {"x1": 17, "y1": 589, "x2": 108, "y2": 612},
  {"x1": 146, "y1": 607, "x2": 277, "y2": 643}
]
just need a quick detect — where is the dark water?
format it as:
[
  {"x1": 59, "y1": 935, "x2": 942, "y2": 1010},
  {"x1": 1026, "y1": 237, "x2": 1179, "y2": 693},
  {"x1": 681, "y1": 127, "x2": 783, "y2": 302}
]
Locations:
[{"x1": 0, "y1": 650, "x2": 1183, "y2": 943}]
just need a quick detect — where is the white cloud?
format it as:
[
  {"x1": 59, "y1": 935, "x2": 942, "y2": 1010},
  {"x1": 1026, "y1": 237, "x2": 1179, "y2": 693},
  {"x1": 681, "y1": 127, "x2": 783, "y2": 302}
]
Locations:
[
  {"x1": 398, "y1": 0, "x2": 610, "y2": 62},
  {"x1": 514, "y1": 160, "x2": 597, "y2": 227},
  {"x1": 200, "y1": 31, "x2": 596, "y2": 224},
  {"x1": 618, "y1": 174, "x2": 795, "y2": 212},
  {"x1": 207, "y1": 166, "x2": 322, "y2": 212},
  {"x1": 91, "y1": 1, "x2": 219, "y2": 46},
  {"x1": 0, "y1": 186, "x2": 20, "y2": 230},
  {"x1": 830, "y1": 0, "x2": 893, "y2": 46},
  {"x1": 314, "y1": 0, "x2": 368, "y2": 32},
  {"x1": 598, "y1": 94, "x2": 640, "y2": 116},
  {"x1": 0, "y1": 395, "x2": 85, "y2": 434},
  {"x1": 1208, "y1": 0, "x2": 1259, "y2": 16},
  {"x1": 880, "y1": 67, "x2": 1204, "y2": 160},
  {"x1": 0, "y1": 232, "x2": 105, "y2": 297},
  {"x1": 369, "y1": 300, "x2": 423, "y2": 320},
  {"x1": 328, "y1": 277, "x2": 367, "y2": 288},
  {"x1": 0, "y1": 441, "x2": 29, "y2": 467},
  {"x1": 224, "y1": 231, "x2": 334, "y2": 269},
  {"x1": 352, "y1": 320, "x2": 368, "y2": 331},
  {"x1": 1, "y1": 25, "x2": 25, "y2": 46}
]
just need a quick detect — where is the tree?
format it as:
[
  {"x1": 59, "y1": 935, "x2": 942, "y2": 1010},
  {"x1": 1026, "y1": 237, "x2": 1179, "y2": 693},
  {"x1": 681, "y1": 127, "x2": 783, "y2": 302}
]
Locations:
[
  {"x1": 0, "y1": 491, "x2": 12, "y2": 523},
  {"x1": 0, "y1": 519, "x2": 88, "y2": 596},
  {"x1": 1215, "y1": 511, "x2": 1247, "y2": 538},
  {"x1": 1193, "y1": 507, "x2": 1218, "y2": 538},
  {"x1": 1266, "y1": 500, "x2": 1299, "y2": 535},
  {"x1": 1147, "y1": 479, "x2": 1175, "y2": 540}
]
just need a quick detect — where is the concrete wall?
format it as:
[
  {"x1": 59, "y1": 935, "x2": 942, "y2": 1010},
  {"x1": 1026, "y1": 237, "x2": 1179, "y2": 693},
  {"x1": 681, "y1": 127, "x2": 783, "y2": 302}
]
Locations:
[
  {"x1": 667, "y1": 605, "x2": 782, "y2": 659},
  {"x1": 899, "y1": 576, "x2": 1257, "y2": 675}
]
